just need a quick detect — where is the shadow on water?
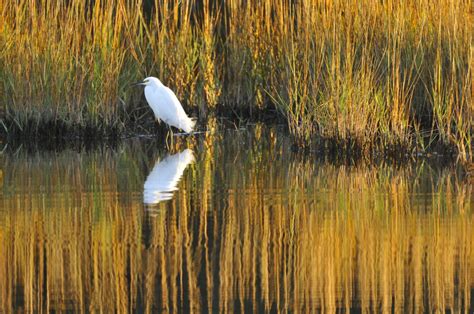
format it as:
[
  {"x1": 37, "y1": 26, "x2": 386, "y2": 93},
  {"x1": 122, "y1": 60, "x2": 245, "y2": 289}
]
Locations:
[{"x1": 0, "y1": 125, "x2": 472, "y2": 312}]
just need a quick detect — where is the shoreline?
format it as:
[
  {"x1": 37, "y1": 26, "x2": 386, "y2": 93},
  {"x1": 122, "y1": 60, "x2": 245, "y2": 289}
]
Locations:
[{"x1": 0, "y1": 120, "x2": 463, "y2": 163}]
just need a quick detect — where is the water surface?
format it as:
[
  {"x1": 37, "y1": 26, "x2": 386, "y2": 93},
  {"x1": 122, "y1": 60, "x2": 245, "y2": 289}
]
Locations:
[{"x1": 0, "y1": 127, "x2": 473, "y2": 312}]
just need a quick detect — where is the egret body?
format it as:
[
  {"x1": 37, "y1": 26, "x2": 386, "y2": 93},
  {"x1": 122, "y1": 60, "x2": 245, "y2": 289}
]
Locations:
[{"x1": 134, "y1": 77, "x2": 195, "y2": 133}]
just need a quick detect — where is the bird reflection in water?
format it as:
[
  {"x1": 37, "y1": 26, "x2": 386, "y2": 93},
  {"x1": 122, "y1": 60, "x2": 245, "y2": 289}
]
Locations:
[{"x1": 143, "y1": 149, "x2": 194, "y2": 206}]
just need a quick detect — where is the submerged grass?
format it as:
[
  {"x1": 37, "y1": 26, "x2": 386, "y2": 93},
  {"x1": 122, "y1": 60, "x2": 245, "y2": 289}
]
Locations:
[{"x1": 0, "y1": 0, "x2": 472, "y2": 160}]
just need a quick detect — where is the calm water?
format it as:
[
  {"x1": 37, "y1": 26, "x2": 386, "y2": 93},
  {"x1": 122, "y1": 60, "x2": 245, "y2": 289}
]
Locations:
[{"x1": 0, "y1": 127, "x2": 473, "y2": 312}]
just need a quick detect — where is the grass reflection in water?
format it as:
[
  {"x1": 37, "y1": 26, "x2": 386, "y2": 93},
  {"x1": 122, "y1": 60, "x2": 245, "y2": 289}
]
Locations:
[{"x1": 0, "y1": 128, "x2": 472, "y2": 312}]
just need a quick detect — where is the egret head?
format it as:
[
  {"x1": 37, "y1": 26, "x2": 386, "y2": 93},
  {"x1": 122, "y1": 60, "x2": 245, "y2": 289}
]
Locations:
[{"x1": 131, "y1": 76, "x2": 161, "y2": 87}]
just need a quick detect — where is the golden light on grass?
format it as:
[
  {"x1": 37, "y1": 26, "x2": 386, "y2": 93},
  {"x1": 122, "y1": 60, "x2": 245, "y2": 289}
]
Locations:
[{"x1": 0, "y1": 0, "x2": 472, "y2": 157}]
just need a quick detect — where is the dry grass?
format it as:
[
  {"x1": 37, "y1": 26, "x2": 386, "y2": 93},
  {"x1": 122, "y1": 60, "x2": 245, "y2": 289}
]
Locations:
[{"x1": 0, "y1": 0, "x2": 472, "y2": 159}]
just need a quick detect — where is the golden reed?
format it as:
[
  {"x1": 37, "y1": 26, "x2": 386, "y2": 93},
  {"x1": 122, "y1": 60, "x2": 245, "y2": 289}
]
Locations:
[{"x1": 0, "y1": 0, "x2": 472, "y2": 159}]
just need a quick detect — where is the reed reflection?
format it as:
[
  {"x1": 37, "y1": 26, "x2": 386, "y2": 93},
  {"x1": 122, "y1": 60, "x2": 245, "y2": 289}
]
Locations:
[
  {"x1": 0, "y1": 129, "x2": 472, "y2": 312},
  {"x1": 143, "y1": 148, "x2": 194, "y2": 206}
]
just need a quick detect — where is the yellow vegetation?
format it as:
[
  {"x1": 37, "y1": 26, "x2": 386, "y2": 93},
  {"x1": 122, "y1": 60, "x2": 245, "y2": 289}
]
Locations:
[{"x1": 0, "y1": 0, "x2": 472, "y2": 159}]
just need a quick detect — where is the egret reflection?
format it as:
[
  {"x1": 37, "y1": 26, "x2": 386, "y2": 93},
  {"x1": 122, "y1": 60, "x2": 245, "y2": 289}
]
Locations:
[{"x1": 143, "y1": 149, "x2": 194, "y2": 205}]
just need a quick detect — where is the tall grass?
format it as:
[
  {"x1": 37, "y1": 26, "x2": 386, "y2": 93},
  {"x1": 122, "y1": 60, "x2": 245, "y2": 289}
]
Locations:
[{"x1": 0, "y1": 0, "x2": 472, "y2": 159}]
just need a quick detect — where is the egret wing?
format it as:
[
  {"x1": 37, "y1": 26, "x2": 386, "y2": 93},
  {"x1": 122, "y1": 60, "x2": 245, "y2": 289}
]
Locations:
[
  {"x1": 156, "y1": 87, "x2": 185, "y2": 128},
  {"x1": 144, "y1": 82, "x2": 194, "y2": 132}
]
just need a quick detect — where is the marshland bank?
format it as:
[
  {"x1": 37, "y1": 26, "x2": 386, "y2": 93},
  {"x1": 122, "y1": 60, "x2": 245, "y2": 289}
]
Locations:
[{"x1": 0, "y1": 0, "x2": 472, "y2": 160}]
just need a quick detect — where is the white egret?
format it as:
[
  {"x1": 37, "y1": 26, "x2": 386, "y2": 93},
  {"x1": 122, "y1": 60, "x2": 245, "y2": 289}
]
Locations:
[
  {"x1": 143, "y1": 149, "x2": 194, "y2": 205},
  {"x1": 133, "y1": 77, "x2": 195, "y2": 133}
]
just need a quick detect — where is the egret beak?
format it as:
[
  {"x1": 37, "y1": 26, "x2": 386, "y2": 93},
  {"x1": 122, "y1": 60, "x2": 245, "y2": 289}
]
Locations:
[{"x1": 131, "y1": 81, "x2": 146, "y2": 87}]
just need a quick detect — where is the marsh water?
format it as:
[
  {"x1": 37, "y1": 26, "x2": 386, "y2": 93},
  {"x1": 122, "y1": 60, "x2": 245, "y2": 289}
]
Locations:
[{"x1": 0, "y1": 126, "x2": 472, "y2": 312}]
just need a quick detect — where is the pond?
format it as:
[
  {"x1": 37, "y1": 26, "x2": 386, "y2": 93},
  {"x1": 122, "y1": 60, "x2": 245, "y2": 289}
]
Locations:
[{"x1": 0, "y1": 126, "x2": 472, "y2": 312}]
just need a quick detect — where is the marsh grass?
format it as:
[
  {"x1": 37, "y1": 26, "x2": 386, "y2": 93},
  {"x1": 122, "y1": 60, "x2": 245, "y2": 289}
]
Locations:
[{"x1": 0, "y1": 0, "x2": 472, "y2": 160}]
